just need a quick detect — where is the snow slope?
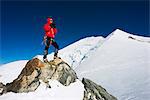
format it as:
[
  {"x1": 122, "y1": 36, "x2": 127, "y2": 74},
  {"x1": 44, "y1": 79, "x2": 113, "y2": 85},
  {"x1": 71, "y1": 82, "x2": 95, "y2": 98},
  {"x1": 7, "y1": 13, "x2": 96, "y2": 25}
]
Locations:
[
  {"x1": 76, "y1": 29, "x2": 150, "y2": 100},
  {"x1": 0, "y1": 79, "x2": 84, "y2": 100},
  {"x1": 0, "y1": 60, "x2": 28, "y2": 84}
]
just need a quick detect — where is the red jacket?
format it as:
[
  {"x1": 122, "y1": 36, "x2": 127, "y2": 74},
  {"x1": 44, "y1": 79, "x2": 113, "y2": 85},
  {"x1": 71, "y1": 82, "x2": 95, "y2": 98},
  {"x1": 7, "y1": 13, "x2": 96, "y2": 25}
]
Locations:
[{"x1": 43, "y1": 23, "x2": 57, "y2": 38}]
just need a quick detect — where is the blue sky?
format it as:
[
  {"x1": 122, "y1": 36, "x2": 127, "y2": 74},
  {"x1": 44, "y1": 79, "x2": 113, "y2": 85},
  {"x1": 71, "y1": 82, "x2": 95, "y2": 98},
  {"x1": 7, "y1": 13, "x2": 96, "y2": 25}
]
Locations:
[{"x1": 1, "y1": 1, "x2": 149, "y2": 64}]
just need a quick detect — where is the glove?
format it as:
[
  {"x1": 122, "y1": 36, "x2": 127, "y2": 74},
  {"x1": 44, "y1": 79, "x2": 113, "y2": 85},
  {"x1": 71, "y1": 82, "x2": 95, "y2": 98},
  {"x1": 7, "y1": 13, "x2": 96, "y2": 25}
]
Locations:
[{"x1": 50, "y1": 23, "x2": 56, "y2": 28}]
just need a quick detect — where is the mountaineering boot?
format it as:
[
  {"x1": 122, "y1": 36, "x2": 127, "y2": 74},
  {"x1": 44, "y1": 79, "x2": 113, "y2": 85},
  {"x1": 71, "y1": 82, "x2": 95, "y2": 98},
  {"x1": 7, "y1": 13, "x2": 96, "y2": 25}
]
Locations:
[
  {"x1": 54, "y1": 52, "x2": 58, "y2": 59},
  {"x1": 43, "y1": 58, "x2": 48, "y2": 63}
]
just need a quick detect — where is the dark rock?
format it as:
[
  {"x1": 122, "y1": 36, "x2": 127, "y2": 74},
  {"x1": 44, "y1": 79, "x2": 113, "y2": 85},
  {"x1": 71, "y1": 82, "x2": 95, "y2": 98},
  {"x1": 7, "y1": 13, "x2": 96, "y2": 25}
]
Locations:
[
  {"x1": 82, "y1": 78, "x2": 117, "y2": 100},
  {"x1": 0, "y1": 82, "x2": 7, "y2": 95}
]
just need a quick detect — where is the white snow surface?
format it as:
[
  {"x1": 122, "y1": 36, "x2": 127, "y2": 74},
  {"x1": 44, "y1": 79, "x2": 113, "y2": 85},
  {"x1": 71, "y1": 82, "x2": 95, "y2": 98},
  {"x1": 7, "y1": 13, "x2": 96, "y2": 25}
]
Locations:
[
  {"x1": 0, "y1": 29, "x2": 150, "y2": 100},
  {"x1": 0, "y1": 60, "x2": 28, "y2": 84},
  {"x1": 0, "y1": 79, "x2": 85, "y2": 100},
  {"x1": 76, "y1": 29, "x2": 150, "y2": 100}
]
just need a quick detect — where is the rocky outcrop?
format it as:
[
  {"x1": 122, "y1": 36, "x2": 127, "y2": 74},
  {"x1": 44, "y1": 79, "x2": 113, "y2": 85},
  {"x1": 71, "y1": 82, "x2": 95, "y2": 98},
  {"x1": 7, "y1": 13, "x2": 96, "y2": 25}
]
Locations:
[
  {"x1": 0, "y1": 57, "x2": 77, "y2": 94},
  {"x1": 39, "y1": 58, "x2": 77, "y2": 86},
  {"x1": 6, "y1": 58, "x2": 43, "y2": 93},
  {"x1": 82, "y1": 78, "x2": 117, "y2": 100},
  {"x1": 0, "y1": 57, "x2": 117, "y2": 100}
]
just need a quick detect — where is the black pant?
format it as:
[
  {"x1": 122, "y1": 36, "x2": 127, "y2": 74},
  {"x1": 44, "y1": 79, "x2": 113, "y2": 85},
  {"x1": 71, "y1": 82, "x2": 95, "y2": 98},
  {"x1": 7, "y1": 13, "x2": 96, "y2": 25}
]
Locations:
[{"x1": 43, "y1": 37, "x2": 59, "y2": 59}]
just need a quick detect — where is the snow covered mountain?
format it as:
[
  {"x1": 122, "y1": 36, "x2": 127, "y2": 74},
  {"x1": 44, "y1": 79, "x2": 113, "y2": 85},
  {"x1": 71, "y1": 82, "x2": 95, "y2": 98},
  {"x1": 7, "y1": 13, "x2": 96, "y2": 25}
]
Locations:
[
  {"x1": 0, "y1": 36, "x2": 106, "y2": 100},
  {"x1": 0, "y1": 29, "x2": 150, "y2": 100},
  {"x1": 76, "y1": 29, "x2": 150, "y2": 100}
]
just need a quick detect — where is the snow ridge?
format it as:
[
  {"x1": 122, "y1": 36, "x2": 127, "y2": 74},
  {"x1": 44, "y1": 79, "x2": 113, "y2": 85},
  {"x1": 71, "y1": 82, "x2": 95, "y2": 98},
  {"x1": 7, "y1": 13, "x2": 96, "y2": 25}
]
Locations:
[{"x1": 76, "y1": 29, "x2": 150, "y2": 100}]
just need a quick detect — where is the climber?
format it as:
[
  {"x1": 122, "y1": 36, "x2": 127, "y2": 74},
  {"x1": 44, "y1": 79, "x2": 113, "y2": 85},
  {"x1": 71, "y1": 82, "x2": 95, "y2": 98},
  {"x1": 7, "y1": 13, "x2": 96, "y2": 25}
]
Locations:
[{"x1": 43, "y1": 17, "x2": 59, "y2": 62}]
